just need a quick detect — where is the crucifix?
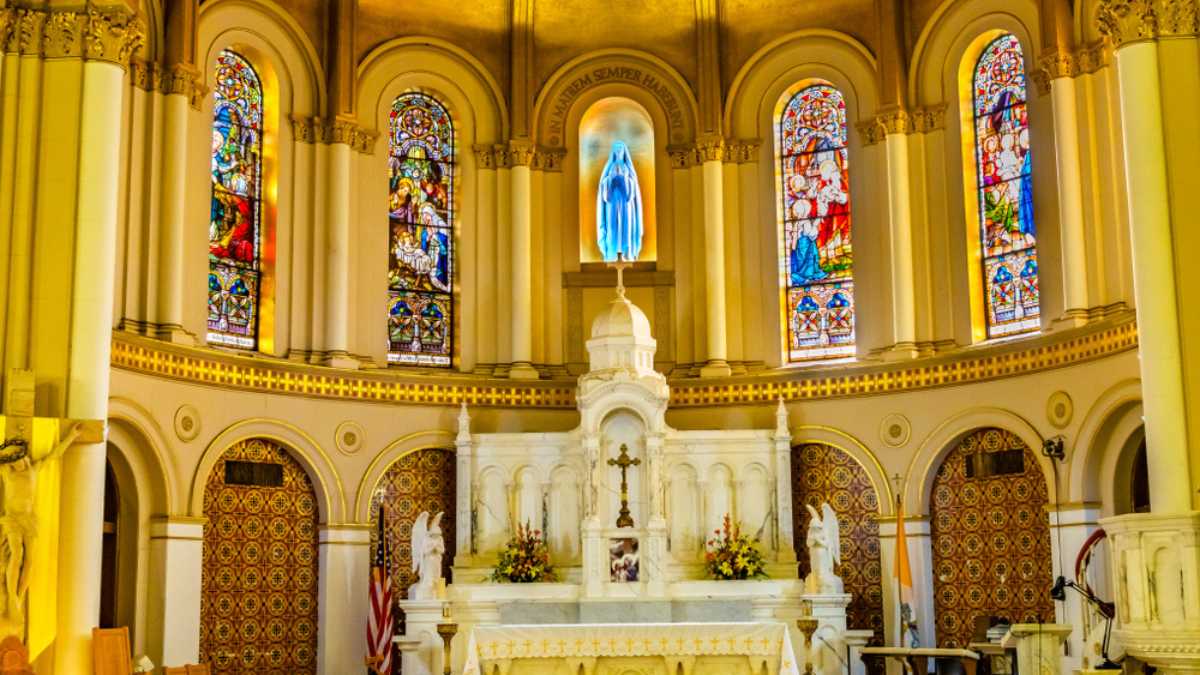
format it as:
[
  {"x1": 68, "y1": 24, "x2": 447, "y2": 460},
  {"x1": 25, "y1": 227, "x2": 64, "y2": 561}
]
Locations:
[
  {"x1": 607, "y1": 443, "x2": 640, "y2": 528},
  {"x1": 609, "y1": 252, "x2": 632, "y2": 298}
]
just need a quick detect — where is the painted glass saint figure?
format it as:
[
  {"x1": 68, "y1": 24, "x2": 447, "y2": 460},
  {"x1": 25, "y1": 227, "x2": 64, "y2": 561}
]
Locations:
[
  {"x1": 778, "y1": 83, "x2": 855, "y2": 361},
  {"x1": 387, "y1": 92, "x2": 455, "y2": 366},
  {"x1": 207, "y1": 49, "x2": 264, "y2": 349},
  {"x1": 596, "y1": 141, "x2": 644, "y2": 262},
  {"x1": 972, "y1": 33, "x2": 1039, "y2": 337}
]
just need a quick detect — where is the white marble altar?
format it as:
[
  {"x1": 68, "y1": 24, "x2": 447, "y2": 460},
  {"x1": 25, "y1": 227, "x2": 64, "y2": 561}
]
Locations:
[
  {"x1": 462, "y1": 621, "x2": 802, "y2": 675},
  {"x1": 422, "y1": 285, "x2": 858, "y2": 675}
]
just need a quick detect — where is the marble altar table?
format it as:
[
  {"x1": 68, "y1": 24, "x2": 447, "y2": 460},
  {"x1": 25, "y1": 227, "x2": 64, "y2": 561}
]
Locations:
[{"x1": 462, "y1": 621, "x2": 802, "y2": 675}]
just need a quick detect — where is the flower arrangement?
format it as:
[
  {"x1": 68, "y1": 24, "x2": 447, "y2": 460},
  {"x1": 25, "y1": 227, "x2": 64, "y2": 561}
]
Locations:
[
  {"x1": 704, "y1": 514, "x2": 768, "y2": 580},
  {"x1": 489, "y1": 522, "x2": 558, "y2": 583}
]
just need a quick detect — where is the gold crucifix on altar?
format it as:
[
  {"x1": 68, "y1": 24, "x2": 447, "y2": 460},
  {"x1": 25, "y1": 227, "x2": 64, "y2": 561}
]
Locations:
[{"x1": 607, "y1": 443, "x2": 640, "y2": 528}]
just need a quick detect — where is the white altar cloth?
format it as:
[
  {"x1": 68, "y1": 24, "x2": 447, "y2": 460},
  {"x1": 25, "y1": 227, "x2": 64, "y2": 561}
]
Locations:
[{"x1": 462, "y1": 621, "x2": 802, "y2": 675}]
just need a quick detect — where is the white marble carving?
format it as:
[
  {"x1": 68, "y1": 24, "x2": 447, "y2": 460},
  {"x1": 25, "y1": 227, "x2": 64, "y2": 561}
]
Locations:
[
  {"x1": 805, "y1": 503, "x2": 844, "y2": 595},
  {"x1": 409, "y1": 511, "x2": 445, "y2": 600}
]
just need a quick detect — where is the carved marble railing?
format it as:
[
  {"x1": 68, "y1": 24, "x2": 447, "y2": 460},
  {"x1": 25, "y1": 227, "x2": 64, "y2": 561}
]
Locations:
[{"x1": 1102, "y1": 512, "x2": 1200, "y2": 672}]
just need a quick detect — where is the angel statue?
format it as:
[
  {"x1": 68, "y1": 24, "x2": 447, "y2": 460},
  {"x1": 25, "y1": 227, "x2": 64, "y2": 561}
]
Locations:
[
  {"x1": 409, "y1": 511, "x2": 446, "y2": 600},
  {"x1": 804, "y1": 503, "x2": 843, "y2": 595}
]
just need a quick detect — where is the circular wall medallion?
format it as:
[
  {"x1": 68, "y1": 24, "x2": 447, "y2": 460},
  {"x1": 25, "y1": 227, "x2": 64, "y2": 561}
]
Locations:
[
  {"x1": 174, "y1": 404, "x2": 201, "y2": 442},
  {"x1": 1047, "y1": 391, "x2": 1074, "y2": 429},
  {"x1": 879, "y1": 413, "x2": 911, "y2": 448},
  {"x1": 335, "y1": 421, "x2": 365, "y2": 455}
]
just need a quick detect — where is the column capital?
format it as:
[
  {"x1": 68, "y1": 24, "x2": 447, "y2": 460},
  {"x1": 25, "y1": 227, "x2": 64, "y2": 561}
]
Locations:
[
  {"x1": 507, "y1": 139, "x2": 536, "y2": 166},
  {"x1": 694, "y1": 134, "x2": 725, "y2": 163},
  {"x1": 288, "y1": 115, "x2": 379, "y2": 154},
  {"x1": 1, "y1": 4, "x2": 146, "y2": 68},
  {"x1": 1097, "y1": 0, "x2": 1200, "y2": 47},
  {"x1": 856, "y1": 107, "x2": 912, "y2": 147},
  {"x1": 532, "y1": 146, "x2": 567, "y2": 172},
  {"x1": 911, "y1": 103, "x2": 947, "y2": 134},
  {"x1": 1032, "y1": 43, "x2": 1112, "y2": 94}
]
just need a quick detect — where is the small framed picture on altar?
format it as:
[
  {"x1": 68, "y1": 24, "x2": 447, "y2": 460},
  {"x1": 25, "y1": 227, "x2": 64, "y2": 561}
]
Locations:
[{"x1": 609, "y1": 538, "x2": 639, "y2": 582}]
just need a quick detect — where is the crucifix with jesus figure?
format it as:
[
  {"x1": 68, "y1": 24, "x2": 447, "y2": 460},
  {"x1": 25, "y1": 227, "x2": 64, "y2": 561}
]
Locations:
[{"x1": 607, "y1": 443, "x2": 640, "y2": 528}]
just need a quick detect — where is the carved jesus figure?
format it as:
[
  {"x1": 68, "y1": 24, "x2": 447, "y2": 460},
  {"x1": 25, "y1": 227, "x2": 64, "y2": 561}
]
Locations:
[{"x1": 0, "y1": 423, "x2": 81, "y2": 629}]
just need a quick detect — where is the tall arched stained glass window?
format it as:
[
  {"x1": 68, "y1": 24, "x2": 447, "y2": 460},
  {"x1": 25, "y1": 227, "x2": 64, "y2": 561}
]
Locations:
[
  {"x1": 972, "y1": 34, "x2": 1040, "y2": 337},
  {"x1": 208, "y1": 50, "x2": 264, "y2": 349},
  {"x1": 778, "y1": 84, "x2": 855, "y2": 362},
  {"x1": 387, "y1": 93, "x2": 454, "y2": 366}
]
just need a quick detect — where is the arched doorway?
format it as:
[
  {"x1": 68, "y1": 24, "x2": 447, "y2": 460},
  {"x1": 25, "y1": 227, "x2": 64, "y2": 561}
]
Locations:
[
  {"x1": 930, "y1": 428, "x2": 1054, "y2": 647},
  {"x1": 792, "y1": 443, "x2": 883, "y2": 639},
  {"x1": 200, "y1": 438, "x2": 319, "y2": 674},
  {"x1": 369, "y1": 448, "x2": 457, "y2": 637}
]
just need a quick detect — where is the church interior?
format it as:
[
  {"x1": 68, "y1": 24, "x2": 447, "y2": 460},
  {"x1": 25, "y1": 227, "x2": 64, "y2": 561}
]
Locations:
[{"x1": 0, "y1": 0, "x2": 1198, "y2": 673}]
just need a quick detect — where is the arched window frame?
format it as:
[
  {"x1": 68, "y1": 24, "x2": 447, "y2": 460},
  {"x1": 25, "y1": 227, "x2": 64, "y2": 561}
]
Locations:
[
  {"x1": 968, "y1": 32, "x2": 1040, "y2": 339},
  {"x1": 386, "y1": 92, "x2": 455, "y2": 367},
  {"x1": 207, "y1": 49, "x2": 265, "y2": 349},
  {"x1": 776, "y1": 82, "x2": 856, "y2": 362}
]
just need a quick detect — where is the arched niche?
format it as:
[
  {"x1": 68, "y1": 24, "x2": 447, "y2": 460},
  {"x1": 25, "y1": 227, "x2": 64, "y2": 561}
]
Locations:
[
  {"x1": 1068, "y1": 379, "x2": 1142, "y2": 507},
  {"x1": 355, "y1": 38, "x2": 506, "y2": 370},
  {"x1": 723, "y1": 31, "x2": 886, "y2": 365},
  {"x1": 908, "y1": 1, "x2": 1063, "y2": 347},
  {"x1": 354, "y1": 429, "x2": 455, "y2": 521},
  {"x1": 599, "y1": 409, "x2": 648, "y2": 528},
  {"x1": 579, "y1": 96, "x2": 657, "y2": 264},
  {"x1": 194, "y1": 0, "x2": 324, "y2": 357},
  {"x1": 190, "y1": 418, "x2": 345, "y2": 523}
]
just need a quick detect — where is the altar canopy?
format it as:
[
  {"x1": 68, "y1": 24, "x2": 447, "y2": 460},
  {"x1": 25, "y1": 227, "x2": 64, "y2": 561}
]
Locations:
[{"x1": 462, "y1": 622, "x2": 801, "y2": 675}]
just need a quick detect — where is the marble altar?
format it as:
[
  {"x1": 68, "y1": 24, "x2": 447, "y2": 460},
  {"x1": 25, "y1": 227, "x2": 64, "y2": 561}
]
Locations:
[{"x1": 397, "y1": 285, "x2": 863, "y2": 675}]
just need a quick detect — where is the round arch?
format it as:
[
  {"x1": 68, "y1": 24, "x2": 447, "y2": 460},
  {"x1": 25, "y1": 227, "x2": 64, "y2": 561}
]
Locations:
[
  {"x1": 190, "y1": 418, "x2": 346, "y2": 523},
  {"x1": 354, "y1": 429, "x2": 456, "y2": 521},
  {"x1": 107, "y1": 396, "x2": 177, "y2": 515},
  {"x1": 1069, "y1": 378, "x2": 1143, "y2": 504},
  {"x1": 790, "y1": 424, "x2": 892, "y2": 515},
  {"x1": 908, "y1": 407, "x2": 1054, "y2": 515},
  {"x1": 532, "y1": 48, "x2": 699, "y2": 148}
]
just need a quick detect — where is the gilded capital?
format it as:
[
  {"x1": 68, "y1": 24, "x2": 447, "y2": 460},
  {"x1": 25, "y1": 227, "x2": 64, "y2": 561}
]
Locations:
[
  {"x1": 42, "y1": 11, "x2": 84, "y2": 59},
  {"x1": 694, "y1": 134, "x2": 724, "y2": 163},
  {"x1": 472, "y1": 144, "x2": 498, "y2": 169},
  {"x1": 162, "y1": 62, "x2": 206, "y2": 109},
  {"x1": 83, "y1": 5, "x2": 146, "y2": 67},
  {"x1": 911, "y1": 104, "x2": 947, "y2": 134},
  {"x1": 533, "y1": 147, "x2": 567, "y2": 172},
  {"x1": 330, "y1": 118, "x2": 379, "y2": 154},
  {"x1": 666, "y1": 145, "x2": 697, "y2": 169},
  {"x1": 856, "y1": 108, "x2": 912, "y2": 146},
  {"x1": 507, "y1": 140, "x2": 536, "y2": 166},
  {"x1": 724, "y1": 139, "x2": 761, "y2": 164},
  {"x1": 1097, "y1": 0, "x2": 1199, "y2": 47},
  {"x1": 16, "y1": 9, "x2": 46, "y2": 55}
]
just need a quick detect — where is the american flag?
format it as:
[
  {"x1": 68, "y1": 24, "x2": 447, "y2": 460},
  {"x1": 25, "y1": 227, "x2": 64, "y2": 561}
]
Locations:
[{"x1": 366, "y1": 507, "x2": 394, "y2": 674}]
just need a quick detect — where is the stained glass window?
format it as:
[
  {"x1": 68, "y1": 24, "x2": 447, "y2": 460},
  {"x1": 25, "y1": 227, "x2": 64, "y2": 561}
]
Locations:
[
  {"x1": 208, "y1": 50, "x2": 264, "y2": 349},
  {"x1": 972, "y1": 33, "x2": 1039, "y2": 337},
  {"x1": 778, "y1": 84, "x2": 855, "y2": 361},
  {"x1": 387, "y1": 93, "x2": 454, "y2": 366}
]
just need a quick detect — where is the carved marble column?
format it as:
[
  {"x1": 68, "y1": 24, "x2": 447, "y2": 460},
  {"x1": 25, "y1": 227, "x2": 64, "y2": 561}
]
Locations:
[
  {"x1": 509, "y1": 140, "x2": 538, "y2": 379},
  {"x1": 55, "y1": 7, "x2": 146, "y2": 672},
  {"x1": 1098, "y1": 0, "x2": 1193, "y2": 513},
  {"x1": 697, "y1": 135, "x2": 731, "y2": 377}
]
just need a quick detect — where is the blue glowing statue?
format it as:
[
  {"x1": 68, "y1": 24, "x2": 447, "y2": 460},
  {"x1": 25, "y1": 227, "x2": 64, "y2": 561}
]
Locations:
[{"x1": 596, "y1": 141, "x2": 644, "y2": 262}]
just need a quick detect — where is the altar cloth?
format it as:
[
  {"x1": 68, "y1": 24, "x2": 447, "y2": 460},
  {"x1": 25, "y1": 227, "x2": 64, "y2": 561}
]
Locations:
[{"x1": 462, "y1": 621, "x2": 802, "y2": 675}]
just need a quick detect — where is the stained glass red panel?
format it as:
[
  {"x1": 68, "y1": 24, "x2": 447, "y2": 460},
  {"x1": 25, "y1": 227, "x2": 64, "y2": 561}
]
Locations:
[{"x1": 779, "y1": 84, "x2": 855, "y2": 361}]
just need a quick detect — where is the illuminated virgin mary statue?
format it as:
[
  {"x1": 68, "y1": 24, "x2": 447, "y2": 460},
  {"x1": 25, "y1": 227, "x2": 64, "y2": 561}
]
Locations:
[{"x1": 596, "y1": 141, "x2": 644, "y2": 262}]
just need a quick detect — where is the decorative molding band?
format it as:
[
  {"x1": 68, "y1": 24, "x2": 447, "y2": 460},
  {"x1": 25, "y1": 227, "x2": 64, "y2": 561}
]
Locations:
[
  {"x1": 1033, "y1": 43, "x2": 1111, "y2": 94},
  {"x1": 288, "y1": 116, "x2": 379, "y2": 154},
  {"x1": 0, "y1": 4, "x2": 145, "y2": 68},
  {"x1": 1097, "y1": 0, "x2": 1199, "y2": 47},
  {"x1": 111, "y1": 317, "x2": 1138, "y2": 409}
]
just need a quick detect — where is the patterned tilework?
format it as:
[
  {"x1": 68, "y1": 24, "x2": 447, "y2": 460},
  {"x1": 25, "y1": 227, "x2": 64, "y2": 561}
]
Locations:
[
  {"x1": 369, "y1": 447, "x2": 457, "y2": 604},
  {"x1": 930, "y1": 428, "x2": 1054, "y2": 647},
  {"x1": 200, "y1": 438, "x2": 319, "y2": 674},
  {"x1": 792, "y1": 443, "x2": 884, "y2": 642}
]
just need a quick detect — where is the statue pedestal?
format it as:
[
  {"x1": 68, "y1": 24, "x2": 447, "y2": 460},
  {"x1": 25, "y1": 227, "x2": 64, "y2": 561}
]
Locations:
[
  {"x1": 397, "y1": 599, "x2": 450, "y2": 675},
  {"x1": 801, "y1": 593, "x2": 852, "y2": 675},
  {"x1": 1001, "y1": 623, "x2": 1072, "y2": 675}
]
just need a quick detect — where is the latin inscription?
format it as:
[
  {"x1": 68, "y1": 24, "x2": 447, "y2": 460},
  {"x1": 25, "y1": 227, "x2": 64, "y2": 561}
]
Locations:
[{"x1": 547, "y1": 65, "x2": 685, "y2": 141}]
